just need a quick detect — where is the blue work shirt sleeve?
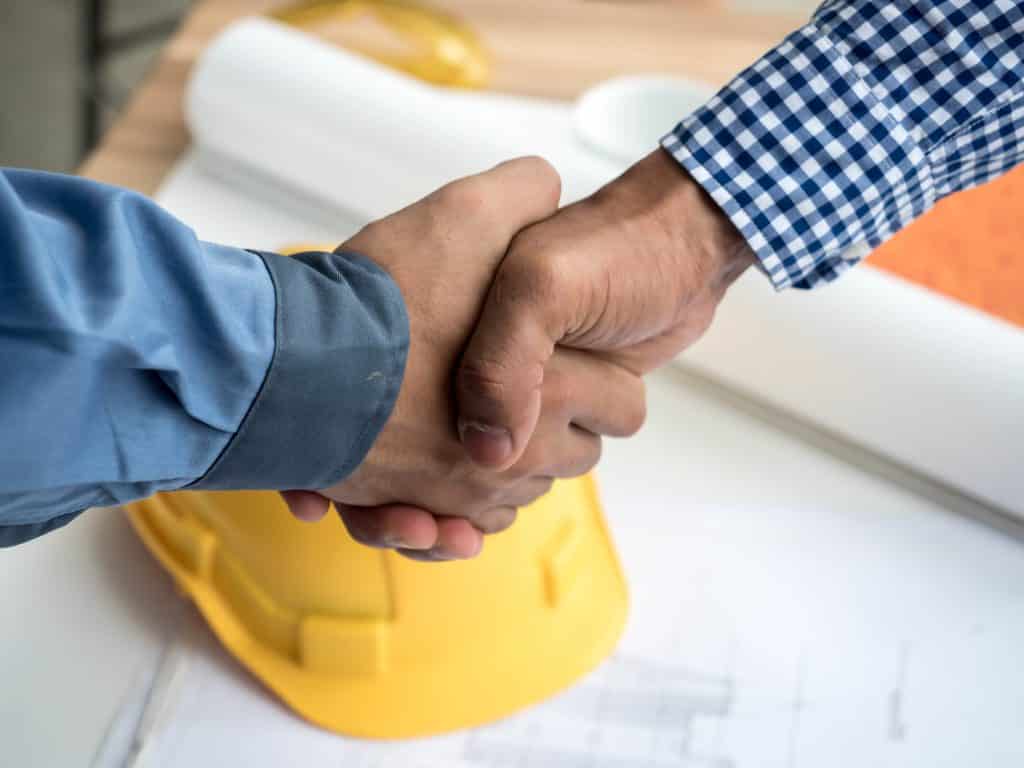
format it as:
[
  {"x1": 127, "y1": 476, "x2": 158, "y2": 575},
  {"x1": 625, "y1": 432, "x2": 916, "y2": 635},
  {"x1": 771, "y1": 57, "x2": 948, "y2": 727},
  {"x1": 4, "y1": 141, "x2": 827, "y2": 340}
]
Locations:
[{"x1": 0, "y1": 170, "x2": 408, "y2": 546}]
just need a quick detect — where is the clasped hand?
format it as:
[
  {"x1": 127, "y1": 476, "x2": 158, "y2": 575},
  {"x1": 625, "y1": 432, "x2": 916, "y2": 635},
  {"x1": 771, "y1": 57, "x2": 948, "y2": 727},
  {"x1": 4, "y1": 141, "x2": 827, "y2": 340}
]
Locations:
[{"x1": 282, "y1": 151, "x2": 754, "y2": 560}]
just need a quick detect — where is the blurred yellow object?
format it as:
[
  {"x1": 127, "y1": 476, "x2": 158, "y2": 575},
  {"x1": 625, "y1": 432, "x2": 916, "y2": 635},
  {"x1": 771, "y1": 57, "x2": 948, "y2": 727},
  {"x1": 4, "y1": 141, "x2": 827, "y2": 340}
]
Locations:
[
  {"x1": 271, "y1": 0, "x2": 490, "y2": 88},
  {"x1": 127, "y1": 476, "x2": 628, "y2": 737}
]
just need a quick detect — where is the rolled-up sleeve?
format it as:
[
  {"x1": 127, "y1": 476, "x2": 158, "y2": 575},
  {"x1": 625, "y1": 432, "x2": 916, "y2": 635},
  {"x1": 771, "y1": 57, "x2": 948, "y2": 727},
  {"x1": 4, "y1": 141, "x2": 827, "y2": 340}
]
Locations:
[
  {"x1": 0, "y1": 170, "x2": 407, "y2": 546},
  {"x1": 661, "y1": 0, "x2": 1024, "y2": 290}
]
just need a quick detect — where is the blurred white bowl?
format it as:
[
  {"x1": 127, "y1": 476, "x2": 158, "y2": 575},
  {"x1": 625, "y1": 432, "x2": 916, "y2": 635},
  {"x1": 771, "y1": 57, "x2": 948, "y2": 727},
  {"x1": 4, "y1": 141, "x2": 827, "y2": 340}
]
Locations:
[{"x1": 573, "y1": 75, "x2": 716, "y2": 165}]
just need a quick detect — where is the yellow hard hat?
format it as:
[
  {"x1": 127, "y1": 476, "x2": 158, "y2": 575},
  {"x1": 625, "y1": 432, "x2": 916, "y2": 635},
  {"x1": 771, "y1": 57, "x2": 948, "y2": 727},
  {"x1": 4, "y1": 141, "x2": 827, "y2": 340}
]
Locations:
[
  {"x1": 126, "y1": 475, "x2": 628, "y2": 738},
  {"x1": 272, "y1": 0, "x2": 491, "y2": 89}
]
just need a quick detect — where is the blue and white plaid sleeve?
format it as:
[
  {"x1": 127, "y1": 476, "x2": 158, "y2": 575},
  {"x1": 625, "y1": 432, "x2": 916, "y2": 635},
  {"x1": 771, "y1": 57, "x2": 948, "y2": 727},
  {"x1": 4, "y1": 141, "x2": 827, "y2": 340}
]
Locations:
[{"x1": 661, "y1": 0, "x2": 1024, "y2": 290}]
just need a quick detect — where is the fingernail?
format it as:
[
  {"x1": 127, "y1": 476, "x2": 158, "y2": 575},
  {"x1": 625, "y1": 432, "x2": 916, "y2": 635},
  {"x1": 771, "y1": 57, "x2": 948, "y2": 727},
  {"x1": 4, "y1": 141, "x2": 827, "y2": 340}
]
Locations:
[
  {"x1": 382, "y1": 535, "x2": 419, "y2": 550},
  {"x1": 398, "y1": 547, "x2": 456, "y2": 562},
  {"x1": 458, "y1": 420, "x2": 512, "y2": 466},
  {"x1": 351, "y1": 530, "x2": 420, "y2": 551}
]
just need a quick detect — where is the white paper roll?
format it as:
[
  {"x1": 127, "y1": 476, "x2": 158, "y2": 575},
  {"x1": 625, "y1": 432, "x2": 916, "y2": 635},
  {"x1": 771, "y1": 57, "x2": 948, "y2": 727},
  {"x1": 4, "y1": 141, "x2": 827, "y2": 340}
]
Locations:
[
  {"x1": 186, "y1": 18, "x2": 620, "y2": 218},
  {"x1": 184, "y1": 18, "x2": 1024, "y2": 516}
]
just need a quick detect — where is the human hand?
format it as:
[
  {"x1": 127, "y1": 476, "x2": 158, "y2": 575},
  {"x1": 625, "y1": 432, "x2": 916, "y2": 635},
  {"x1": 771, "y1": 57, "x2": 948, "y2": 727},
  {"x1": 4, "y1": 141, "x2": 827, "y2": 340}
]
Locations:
[
  {"x1": 282, "y1": 158, "x2": 645, "y2": 560},
  {"x1": 455, "y1": 148, "x2": 756, "y2": 469}
]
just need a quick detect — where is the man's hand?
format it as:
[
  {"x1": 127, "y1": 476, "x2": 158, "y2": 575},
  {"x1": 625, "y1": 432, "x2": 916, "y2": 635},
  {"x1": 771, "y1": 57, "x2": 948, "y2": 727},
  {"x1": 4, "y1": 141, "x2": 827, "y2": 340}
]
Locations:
[
  {"x1": 282, "y1": 157, "x2": 645, "y2": 560},
  {"x1": 455, "y1": 148, "x2": 756, "y2": 469}
]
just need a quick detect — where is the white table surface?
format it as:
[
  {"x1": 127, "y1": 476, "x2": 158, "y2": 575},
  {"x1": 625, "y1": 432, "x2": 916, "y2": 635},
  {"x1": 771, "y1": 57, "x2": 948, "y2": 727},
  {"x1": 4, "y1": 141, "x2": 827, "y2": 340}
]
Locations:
[{"x1": 5, "y1": 365, "x2": 1024, "y2": 767}]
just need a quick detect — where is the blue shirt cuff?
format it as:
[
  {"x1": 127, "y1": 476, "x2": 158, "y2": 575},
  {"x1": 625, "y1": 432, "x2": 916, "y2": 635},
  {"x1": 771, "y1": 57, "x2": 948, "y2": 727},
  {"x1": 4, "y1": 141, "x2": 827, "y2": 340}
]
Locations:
[
  {"x1": 191, "y1": 249, "x2": 409, "y2": 491},
  {"x1": 0, "y1": 511, "x2": 84, "y2": 548}
]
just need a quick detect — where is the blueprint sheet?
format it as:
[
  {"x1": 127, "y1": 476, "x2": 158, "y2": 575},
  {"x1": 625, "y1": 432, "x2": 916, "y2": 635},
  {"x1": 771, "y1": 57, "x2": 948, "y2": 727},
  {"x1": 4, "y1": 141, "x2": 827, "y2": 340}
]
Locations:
[{"x1": 73, "y1": 158, "x2": 1024, "y2": 767}]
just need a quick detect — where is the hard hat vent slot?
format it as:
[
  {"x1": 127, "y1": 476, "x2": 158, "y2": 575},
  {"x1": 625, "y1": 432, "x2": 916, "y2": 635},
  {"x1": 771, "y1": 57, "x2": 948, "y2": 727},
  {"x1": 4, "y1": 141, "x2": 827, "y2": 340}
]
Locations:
[
  {"x1": 212, "y1": 546, "x2": 301, "y2": 661},
  {"x1": 541, "y1": 518, "x2": 585, "y2": 607},
  {"x1": 300, "y1": 615, "x2": 390, "y2": 677}
]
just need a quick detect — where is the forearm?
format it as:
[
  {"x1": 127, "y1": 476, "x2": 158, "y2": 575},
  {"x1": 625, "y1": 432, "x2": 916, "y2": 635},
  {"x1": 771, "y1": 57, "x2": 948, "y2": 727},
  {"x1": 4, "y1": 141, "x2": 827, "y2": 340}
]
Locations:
[
  {"x1": 0, "y1": 170, "x2": 407, "y2": 546},
  {"x1": 662, "y1": 0, "x2": 1024, "y2": 289}
]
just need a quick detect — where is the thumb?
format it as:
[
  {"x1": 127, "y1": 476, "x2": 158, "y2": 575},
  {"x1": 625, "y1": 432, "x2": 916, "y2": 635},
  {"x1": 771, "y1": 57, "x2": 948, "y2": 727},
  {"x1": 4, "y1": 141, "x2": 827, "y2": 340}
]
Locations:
[{"x1": 456, "y1": 249, "x2": 569, "y2": 470}]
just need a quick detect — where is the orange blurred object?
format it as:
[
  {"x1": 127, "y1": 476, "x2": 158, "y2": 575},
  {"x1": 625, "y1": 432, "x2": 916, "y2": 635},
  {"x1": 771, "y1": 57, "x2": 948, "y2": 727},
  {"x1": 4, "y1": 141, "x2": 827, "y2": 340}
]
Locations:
[{"x1": 870, "y1": 167, "x2": 1024, "y2": 329}]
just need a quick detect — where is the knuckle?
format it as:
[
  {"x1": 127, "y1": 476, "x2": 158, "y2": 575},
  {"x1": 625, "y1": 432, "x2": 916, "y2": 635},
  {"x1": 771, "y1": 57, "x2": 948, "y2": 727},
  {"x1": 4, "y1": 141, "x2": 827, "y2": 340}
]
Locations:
[
  {"x1": 552, "y1": 433, "x2": 601, "y2": 478},
  {"x1": 457, "y1": 359, "x2": 511, "y2": 404},
  {"x1": 494, "y1": 451, "x2": 534, "y2": 484},
  {"x1": 541, "y1": 365, "x2": 574, "y2": 415},
  {"x1": 530, "y1": 244, "x2": 569, "y2": 286},
  {"x1": 500, "y1": 243, "x2": 569, "y2": 311},
  {"x1": 464, "y1": 473, "x2": 497, "y2": 500},
  {"x1": 510, "y1": 477, "x2": 553, "y2": 507},
  {"x1": 517, "y1": 155, "x2": 562, "y2": 205},
  {"x1": 432, "y1": 178, "x2": 485, "y2": 216},
  {"x1": 471, "y1": 475, "x2": 511, "y2": 508},
  {"x1": 533, "y1": 476, "x2": 556, "y2": 500},
  {"x1": 534, "y1": 476, "x2": 556, "y2": 503},
  {"x1": 489, "y1": 253, "x2": 536, "y2": 306},
  {"x1": 507, "y1": 433, "x2": 551, "y2": 479},
  {"x1": 474, "y1": 506, "x2": 518, "y2": 535},
  {"x1": 537, "y1": 251, "x2": 576, "y2": 305},
  {"x1": 503, "y1": 462, "x2": 531, "y2": 485},
  {"x1": 487, "y1": 242, "x2": 577, "y2": 341}
]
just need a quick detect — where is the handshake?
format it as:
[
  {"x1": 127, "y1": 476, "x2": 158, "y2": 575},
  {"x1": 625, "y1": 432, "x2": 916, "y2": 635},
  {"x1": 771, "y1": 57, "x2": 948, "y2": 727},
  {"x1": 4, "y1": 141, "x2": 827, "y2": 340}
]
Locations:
[{"x1": 281, "y1": 150, "x2": 755, "y2": 560}]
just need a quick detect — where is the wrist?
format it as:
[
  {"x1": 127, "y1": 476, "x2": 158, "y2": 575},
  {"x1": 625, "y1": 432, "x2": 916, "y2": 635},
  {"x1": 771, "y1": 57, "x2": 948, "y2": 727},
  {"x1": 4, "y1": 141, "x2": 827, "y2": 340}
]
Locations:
[{"x1": 622, "y1": 149, "x2": 756, "y2": 290}]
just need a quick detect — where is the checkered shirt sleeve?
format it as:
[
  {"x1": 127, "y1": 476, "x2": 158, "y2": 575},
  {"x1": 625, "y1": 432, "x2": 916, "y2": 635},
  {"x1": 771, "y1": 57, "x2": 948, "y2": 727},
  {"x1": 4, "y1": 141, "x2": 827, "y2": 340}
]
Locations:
[{"x1": 661, "y1": 0, "x2": 1024, "y2": 290}]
